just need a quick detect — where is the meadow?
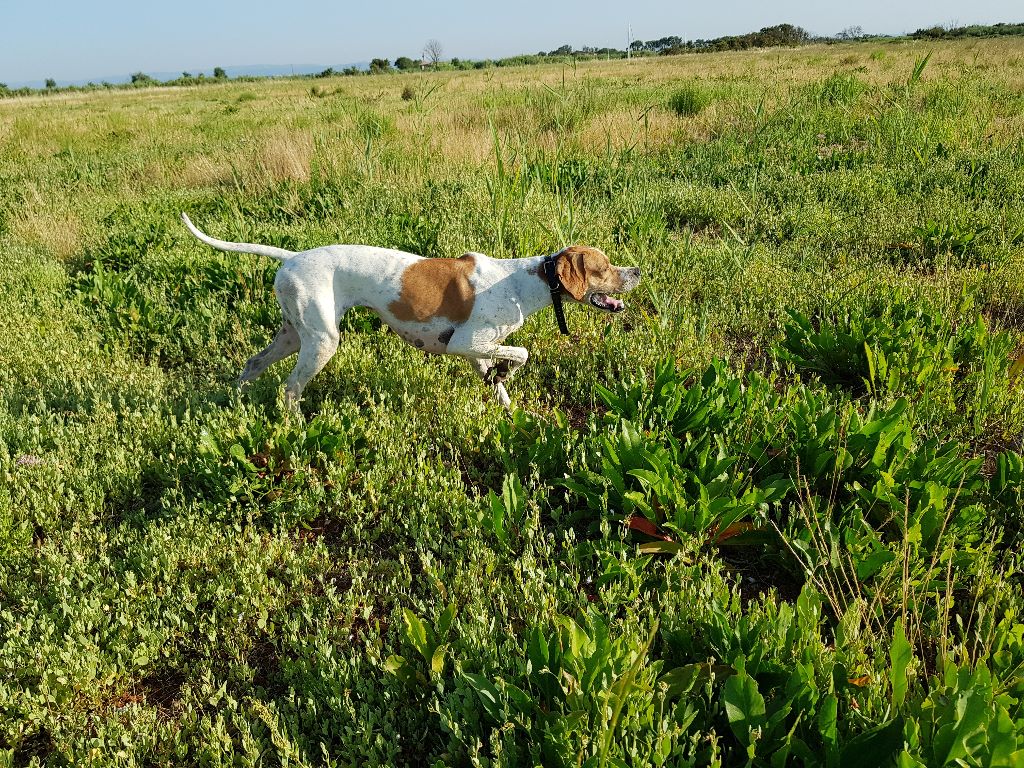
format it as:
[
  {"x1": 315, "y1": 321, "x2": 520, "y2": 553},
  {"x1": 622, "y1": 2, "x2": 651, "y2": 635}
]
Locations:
[{"x1": 2, "y1": 36, "x2": 1024, "y2": 766}]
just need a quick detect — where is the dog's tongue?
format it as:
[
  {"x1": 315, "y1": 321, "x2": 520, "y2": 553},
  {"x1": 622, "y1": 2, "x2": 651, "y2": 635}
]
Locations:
[{"x1": 598, "y1": 296, "x2": 622, "y2": 313}]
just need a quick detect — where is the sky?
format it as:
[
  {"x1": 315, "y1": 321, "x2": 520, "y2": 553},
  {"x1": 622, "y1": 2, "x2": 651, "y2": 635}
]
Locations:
[{"x1": 1, "y1": 0, "x2": 1021, "y2": 86}]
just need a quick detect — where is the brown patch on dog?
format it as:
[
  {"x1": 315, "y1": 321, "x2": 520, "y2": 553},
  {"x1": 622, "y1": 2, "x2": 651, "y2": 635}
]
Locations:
[
  {"x1": 555, "y1": 246, "x2": 623, "y2": 300},
  {"x1": 389, "y1": 254, "x2": 477, "y2": 323}
]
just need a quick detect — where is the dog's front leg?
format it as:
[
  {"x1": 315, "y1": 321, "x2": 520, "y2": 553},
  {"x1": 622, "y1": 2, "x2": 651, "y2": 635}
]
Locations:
[
  {"x1": 463, "y1": 356, "x2": 508, "y2": 408},
  {"x1": 454, "y1": 341, "x2": 528, "y2": 410}
]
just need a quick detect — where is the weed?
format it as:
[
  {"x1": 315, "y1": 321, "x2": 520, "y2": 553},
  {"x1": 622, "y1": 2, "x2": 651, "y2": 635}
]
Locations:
[{"x1": 668, "y1": 83, "x2": 712, "y2": 116}]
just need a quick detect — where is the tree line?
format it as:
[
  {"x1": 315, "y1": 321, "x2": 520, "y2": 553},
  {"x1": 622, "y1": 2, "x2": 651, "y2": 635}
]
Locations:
[
  {"x1": 4, "y1": 21, "x2": 1022, "y2": 98},
  {"x1": 910, "y1": 22, "x2": 1024, "y2": 40},
  {"x1": 630, "y1": 24, "x2": 811, "y2": 54}
]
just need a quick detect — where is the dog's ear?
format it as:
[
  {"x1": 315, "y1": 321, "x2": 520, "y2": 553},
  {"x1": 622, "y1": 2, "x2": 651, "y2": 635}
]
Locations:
[{"x1": 556, "y1": 248, "x2": 588, "y2": 301}]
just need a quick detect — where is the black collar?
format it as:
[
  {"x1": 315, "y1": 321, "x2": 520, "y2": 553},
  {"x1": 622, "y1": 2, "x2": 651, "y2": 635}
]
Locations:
[{"x1": 542, "y1": 253, "x2": 569, "y2": 335}]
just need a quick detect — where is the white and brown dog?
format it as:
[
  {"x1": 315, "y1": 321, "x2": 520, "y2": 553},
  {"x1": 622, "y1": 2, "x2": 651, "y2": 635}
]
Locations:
[{"x1": 181, "y1": 214, "x2": 640, "y2": 408}]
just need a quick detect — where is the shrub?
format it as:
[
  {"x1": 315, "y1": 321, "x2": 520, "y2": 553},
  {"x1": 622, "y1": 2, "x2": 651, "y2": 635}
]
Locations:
[
  {"x1": 804, "y1": 72, "x2": 867, "y2": 106},
  {"x1": 668, "y1": 83, "x2": 712, "y2": 116}
]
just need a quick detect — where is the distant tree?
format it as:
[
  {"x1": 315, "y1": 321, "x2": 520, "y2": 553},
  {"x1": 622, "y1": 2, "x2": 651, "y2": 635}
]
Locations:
[
  {"x1": 130, "y1": 72, "x2": 153, "y2": 84},
  {"x1": 423, "y1": 39, "x2": 443, "y2": 65},
  {"x1": 316, "y1": 67, "x2": 337, "y2": 78},
  {"x1": 369, "y1": 58, "x2": 392, "y2": 73},
  {"x1": 182, "y1": 72, "x2": 192, "y2": 78},
  {"x1": 630, "y1": 40, "x2": 645, "y2": 52},
  {"x1": 395, "y1": 56, "x2": 416, "y2": 70},
  {"x1": 837, "y1": 25, "x2": 864, "y2": 40},
  {"x1": 343, "y1": 66, "x2": 361, "y2": 75},
  {"x1": 45, "y1": 78, "x2": 56, "y2": 89},
  {"x1": 213, "y1": 67, "x2": 227, "y2": 79},
  {"x1": 0, "y1": 82, "x2": 8, "y2": 91},
  {"x1": 551, "y1": 44, "x2": 573, "y2": 56}
]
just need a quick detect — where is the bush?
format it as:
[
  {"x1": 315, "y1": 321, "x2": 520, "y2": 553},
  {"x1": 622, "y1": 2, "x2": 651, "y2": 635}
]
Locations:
[{"x1": 668, "y1": 83, "x2": 712, "y2": 116}]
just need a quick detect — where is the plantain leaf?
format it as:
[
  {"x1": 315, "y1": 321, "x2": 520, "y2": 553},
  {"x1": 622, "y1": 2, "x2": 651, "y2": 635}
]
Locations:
[{"x1": 889, "y1": 620, "x2": 912, "y2": 708}]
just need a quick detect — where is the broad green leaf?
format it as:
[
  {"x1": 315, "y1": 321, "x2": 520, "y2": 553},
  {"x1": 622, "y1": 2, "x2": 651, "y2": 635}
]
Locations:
[
  {"x1": 403, "y1": 608, "x2": 431, "y2": 661},
  {"x1": 463, "y1": 672, "x2": 503, "y2": 723},
  {"x1": 889, "y1": 620, "x2": 911, "y2": 708},
  {"x1": 855, "y1": 549, "x2": 896, "y2": 581},
  {"x1": 840, "y1": 718, "x2": 905, "y2": 768},
  {"x1": 383, "y1": 654, "x2": 420, "y2": 686},
  {"x1": 557, "y1": 615, "x2": 590, "y2": 662},
  {"x1": 1009, "y1": 356, "x2": 1024, "y2": 381},
  {"x1": 988, "y1": 701, "x2": 1017, "y2": 766},
  {"x1": 435, "y1": 603, "x2": 456, "y2": 639},
  {"x1": 501, "y1": 680, "x2": 537, "y2": 717},
  {"x1": 430, "y1": 643, "x2": 448, "y2": 678},
  {"x1": 486, "y1": 489, "x2": 506, "y2": 544},
  {"x1": 384, "y1": 654, "x2": 407, "y2": 674},
  {"x1": 661, "y1": 663, "x2": 734, "y2": 699},
  {"x1": 933, "y1": 673, "x2": 991, "y2": 765},
  {"x1": 723, "y1": 667, "x2": 766, "y2": 748},
  {"x1": 895, "y1": 750, "x2": 927, "y2": 767},
  {"x1": 819, "y1": 694, "x2": 838, "y2": 766},
  {"x1": 527, "y1": 626, "x2": 548, "y2": 674}
]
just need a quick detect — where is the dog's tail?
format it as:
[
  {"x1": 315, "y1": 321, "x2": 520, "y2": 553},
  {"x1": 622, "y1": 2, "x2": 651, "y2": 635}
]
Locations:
[{"x1": 180, "y1": 213, "x2": 295, "y2": 261}]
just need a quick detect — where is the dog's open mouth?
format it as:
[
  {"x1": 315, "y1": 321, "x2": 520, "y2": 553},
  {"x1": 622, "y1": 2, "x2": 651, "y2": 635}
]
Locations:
[{"x1": 588, "y1": 293, "x2": 625, "y2": 313}]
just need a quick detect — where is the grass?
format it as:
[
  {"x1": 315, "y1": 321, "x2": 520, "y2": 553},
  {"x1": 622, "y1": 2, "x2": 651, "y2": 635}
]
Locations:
[{"x1": 2, "y1": 37, "x2": 1024, "y2": 765}]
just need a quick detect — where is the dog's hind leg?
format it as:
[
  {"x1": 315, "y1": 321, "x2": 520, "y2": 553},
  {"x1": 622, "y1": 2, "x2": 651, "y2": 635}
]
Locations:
[
  {"x1": 283, "y1": 331, "x2": 340, "y2": 408},
  {"x1": 283, "y1": 317, "x2": 341, "y2": 408},
  {"x1": 239, "y1": 323, "x2": 300, "y2": 385}
]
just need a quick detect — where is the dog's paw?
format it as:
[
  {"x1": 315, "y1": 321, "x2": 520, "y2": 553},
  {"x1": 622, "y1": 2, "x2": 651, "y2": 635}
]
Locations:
[{"x1": 485, "y1": 360, "x2": 512, "y2": 385}]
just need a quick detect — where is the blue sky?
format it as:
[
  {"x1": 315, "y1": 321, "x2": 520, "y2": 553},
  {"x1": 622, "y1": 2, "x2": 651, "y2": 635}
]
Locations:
[{"x1": 1, "y1": 0, "x2": 1020, "y2": 86}]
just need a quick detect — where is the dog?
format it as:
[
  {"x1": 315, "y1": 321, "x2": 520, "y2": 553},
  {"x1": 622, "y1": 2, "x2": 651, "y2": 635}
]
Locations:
[{"x1": 181, "y1": 213, "x2": 640, "y2": 408}]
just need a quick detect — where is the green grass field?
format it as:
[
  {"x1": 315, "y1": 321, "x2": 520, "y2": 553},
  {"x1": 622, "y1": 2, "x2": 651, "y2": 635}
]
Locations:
[{"x1": 3, "y1": 37, "x2": 1024, "y2": 766}]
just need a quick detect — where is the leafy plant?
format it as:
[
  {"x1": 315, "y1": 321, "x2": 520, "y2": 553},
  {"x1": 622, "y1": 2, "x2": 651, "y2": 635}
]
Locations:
[
  {"x1": 914, "y1": 219, "x2": 989, "y2": 261},
  {"x1": 481, "y1": 473, "x2": 529, "y2": 551},
  {"x1": 439, "y1": 612, "x2": 684, "y2": 766},
  {"x1": 775, "y1": 302, "x2": 1010, "y2": 400},
  {"x1": 76, "y1": 262, "x2": 179, "y2": 355},
  {"x1": 899, "y1": 662, "x2": 1024, "y2": 765},
  {"x1": 385, "y1": 604, "x2": 457, "y2": 685}
]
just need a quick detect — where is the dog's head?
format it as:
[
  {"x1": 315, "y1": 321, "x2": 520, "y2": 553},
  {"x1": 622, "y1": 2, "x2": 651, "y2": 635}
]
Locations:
[{"x1": 553, "y1": 246, "x2": 641, "y2": 313}]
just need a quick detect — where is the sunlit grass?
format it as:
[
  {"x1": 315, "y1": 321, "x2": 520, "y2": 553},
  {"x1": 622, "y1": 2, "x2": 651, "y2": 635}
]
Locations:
[{"x1": 2, "y1": 36, "x2": 1024, "y2": 766}]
